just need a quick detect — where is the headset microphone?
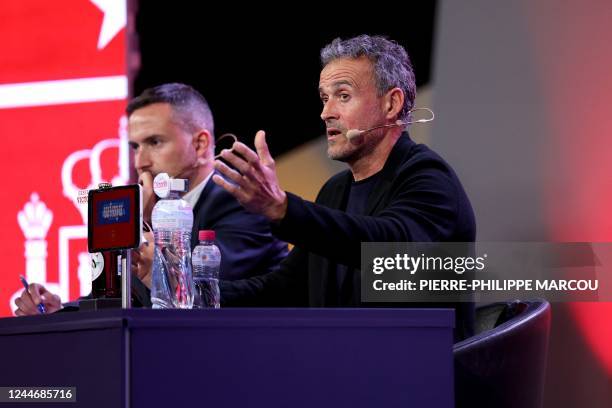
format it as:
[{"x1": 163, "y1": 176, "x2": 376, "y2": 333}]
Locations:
[{"x1": 345, "y1": 108, "x2": 435, "y2": 140}]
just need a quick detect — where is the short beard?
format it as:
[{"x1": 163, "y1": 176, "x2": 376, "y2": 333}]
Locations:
[
  {"x1": 327, "y1": 130, "x2": 384, "y2": 163},
  {"x1": 327, "y1": 141, "x2": 357, "y2": 162}
]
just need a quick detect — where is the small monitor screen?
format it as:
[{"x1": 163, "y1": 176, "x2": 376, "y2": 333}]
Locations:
[{"x1": 88, "y1": 185, "x2": 141, "y2": 252}]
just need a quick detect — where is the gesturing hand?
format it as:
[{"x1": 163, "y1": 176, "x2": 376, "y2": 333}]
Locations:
[{"x1": 212, "y1": 130, "x2": 287, "y2": 222}]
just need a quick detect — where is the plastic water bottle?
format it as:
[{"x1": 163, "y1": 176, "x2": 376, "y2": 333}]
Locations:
[
  {"x1": 150, "y1": 173, "x2": 194, "y2": 309},
  {"x1": 192, "y1": 230, "x2": 221, "y2": 308}
]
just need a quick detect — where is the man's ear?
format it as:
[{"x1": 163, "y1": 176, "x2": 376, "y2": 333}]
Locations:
[
  {"x1": 384, "y1": 87, "x2": 405, "y2": 120},
  {"x1": 193, "y1": 129, "x2": 213, "y2": 158}
]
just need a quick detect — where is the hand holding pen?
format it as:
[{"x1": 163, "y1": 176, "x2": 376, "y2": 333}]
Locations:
[
  {"x1": 19, "y1": 275, "x2": 45, "y2": 313},
  {"x1": 14, "y1": 276, "x2": 62, "y2": 316}
]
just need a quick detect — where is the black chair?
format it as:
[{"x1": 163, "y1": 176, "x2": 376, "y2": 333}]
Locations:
[{"x1": 454, "y1": 299, "x2": 551, "y2": 408}]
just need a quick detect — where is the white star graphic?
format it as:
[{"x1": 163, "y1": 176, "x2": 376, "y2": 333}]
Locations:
[{"x1": 90, "y1": 0, "x2": 127, "y2": 50}]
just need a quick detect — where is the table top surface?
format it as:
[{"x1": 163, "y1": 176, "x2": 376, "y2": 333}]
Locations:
[{"x1": 0, "y1": 307, "x2": 455, "y2": 335}]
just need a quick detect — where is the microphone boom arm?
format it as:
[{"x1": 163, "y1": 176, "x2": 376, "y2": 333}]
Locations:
[{"x1": 345, "y1": 107, "x2": 434, "y2": 140}]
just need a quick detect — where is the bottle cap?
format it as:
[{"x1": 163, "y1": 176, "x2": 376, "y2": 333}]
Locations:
[
  {"x1": 153, "y1": 173, "x2": 189, "y2": 198},
  {"x1": 199, "y1": 230, "x2": 216, "y2": 241}
]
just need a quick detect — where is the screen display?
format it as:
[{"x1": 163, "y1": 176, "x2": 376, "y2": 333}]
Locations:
[{"x1": 88, "y1": 185, "x2": 141, "y2": 252}]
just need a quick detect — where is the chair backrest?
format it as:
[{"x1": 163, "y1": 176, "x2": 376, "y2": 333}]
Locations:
[{"x1": 453, "y1": 299, "x2": 551, "y2": 408}]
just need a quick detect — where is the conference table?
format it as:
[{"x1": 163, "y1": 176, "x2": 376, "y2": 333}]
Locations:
[{"x1": 0, "y1": 308, "x2": 454, "y2": 407}]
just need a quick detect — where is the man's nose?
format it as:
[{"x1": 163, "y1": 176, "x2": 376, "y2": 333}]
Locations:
[
  {"x1": 320, "y1": 100, "x2": 338, "y2": 122},
  {"x1": 134, "y1": 149, "x2": 151, "y2": 172}
]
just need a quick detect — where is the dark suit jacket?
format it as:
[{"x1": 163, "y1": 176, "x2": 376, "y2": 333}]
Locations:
[{"x1": 221, "y1": 135, "x2": 476, "y2": 340}]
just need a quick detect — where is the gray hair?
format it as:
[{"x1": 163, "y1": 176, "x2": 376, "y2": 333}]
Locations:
[
  {"x1": 127, "y1": 83, "x2": 215, "y2": 136},
  {"x1": 320, "y1": 35, "x2": 416, "y2": 122}
]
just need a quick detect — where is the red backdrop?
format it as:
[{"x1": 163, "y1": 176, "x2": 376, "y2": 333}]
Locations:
[{"x1": 0, "y1": 0, "x2": 128, "y2": 315}]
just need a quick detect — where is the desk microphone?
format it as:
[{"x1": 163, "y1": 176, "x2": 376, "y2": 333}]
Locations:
[{"x1": 345, "y1": 108, "x2": 435, "y2": 140}]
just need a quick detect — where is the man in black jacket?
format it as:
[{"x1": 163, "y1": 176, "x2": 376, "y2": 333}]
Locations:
[
  {"x1": 213, "y1": 35, "x2": 476, "y2": 341},
  {"x1": 14, "y1": 83, "x2": 287, "y2": 314}
]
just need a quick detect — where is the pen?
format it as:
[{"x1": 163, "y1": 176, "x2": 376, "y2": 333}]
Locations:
[{"x1": 19, "y1": 275, "x2": 46, "y2": 314}]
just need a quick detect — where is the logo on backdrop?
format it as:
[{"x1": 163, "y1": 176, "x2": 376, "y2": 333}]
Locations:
[
  {"x1": 2, "y1": 0, "x2": 128, "y2": 315},
  {"x1": 9, "y1": 117, "x2": 129, "y2": 313}
]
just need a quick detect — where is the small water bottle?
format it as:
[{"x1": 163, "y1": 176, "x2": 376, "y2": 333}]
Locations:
[
  {"x1": 150, "y1": 173, "x2": 194, "y2": 309},
  {"x1": 192, "y1": 230, "x2": 221, "y2": 308}
]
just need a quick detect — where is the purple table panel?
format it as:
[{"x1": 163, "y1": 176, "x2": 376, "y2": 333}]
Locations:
[{"x1": 0, "y1": 308, "x2": 454, "y2": 408}]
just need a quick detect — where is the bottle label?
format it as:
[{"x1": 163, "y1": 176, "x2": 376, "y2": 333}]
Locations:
[
  {"x1": 151, "y1": 199, "x2": 194, "y2": 231},
  {"x1": 152, "y1": 217, "x2": 192, "y2": 230}
]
